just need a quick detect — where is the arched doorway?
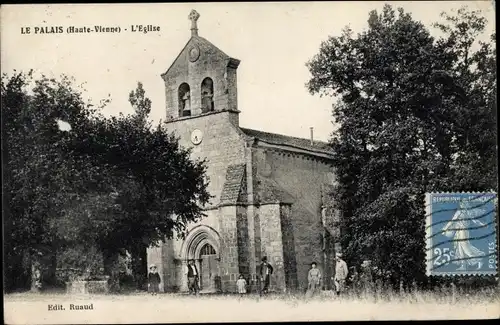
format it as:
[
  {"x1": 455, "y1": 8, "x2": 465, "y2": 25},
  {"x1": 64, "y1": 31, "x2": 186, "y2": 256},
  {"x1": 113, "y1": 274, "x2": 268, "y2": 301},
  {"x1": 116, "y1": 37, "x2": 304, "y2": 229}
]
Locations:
[
  {"x1": 180, "y1": 226, "x2": 221, "y2": 293},
  {"x1": 199, "y1": 243, "x2": 218, "y2": 292}
]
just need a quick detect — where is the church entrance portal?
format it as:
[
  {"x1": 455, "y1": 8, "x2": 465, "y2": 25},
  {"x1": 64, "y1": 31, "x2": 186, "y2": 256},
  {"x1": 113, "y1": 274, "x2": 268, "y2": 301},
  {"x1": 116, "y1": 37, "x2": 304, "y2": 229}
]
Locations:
[
  {"x1": 199, "y1": 244, "x2": 218, "y2": 293},
  {"x1": 181, "y1": 225, "x2": 221, "y2": 293}
]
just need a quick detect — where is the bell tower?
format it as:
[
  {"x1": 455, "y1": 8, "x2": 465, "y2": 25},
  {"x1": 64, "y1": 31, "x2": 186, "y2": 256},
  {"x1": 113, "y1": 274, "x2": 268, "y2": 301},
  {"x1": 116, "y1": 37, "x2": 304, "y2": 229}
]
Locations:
[{"x1": 161, "y1": 10, "x2": 241, "y2": 122}]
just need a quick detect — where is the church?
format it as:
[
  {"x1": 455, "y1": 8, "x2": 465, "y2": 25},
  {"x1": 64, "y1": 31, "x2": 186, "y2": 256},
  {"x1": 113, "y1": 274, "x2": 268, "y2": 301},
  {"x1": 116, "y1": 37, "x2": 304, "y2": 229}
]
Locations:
[{"x1": 147, "y1": 10, "x2": 340, "y2": 293}]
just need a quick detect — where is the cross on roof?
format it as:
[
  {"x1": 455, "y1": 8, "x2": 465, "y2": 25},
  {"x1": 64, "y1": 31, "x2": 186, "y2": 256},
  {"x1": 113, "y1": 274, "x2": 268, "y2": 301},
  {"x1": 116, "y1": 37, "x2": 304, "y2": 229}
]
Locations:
[{"x1": 189, "y1": 10, "x2": 200, "y2": 36}]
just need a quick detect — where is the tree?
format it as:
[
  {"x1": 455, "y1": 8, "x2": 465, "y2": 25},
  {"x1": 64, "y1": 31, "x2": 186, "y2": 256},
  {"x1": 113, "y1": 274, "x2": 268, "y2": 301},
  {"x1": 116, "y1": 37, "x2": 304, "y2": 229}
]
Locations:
[
  {"x1": 129, "y1": 81, "x2": 152, "y2": 127},
  {"x1": 306, "y1": 5, "x2": 496, "y2": 287},
  {"x1": 2, "y1": 71, "x2": 100, "y2": 291},
  {"x1": 432, "y1": 8, "x2": 497, "y2": 190},
  {"x1": 2, "y1": 73, "x2": 211, "y2": 291}
]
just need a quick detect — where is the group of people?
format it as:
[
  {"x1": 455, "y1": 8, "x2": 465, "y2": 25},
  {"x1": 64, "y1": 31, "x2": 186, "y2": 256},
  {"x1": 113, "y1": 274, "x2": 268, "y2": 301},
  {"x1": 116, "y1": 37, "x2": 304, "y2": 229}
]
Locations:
[
  {"x1": 305, "y1": 252, "x2": 348, "y2": 298},
  {"x1": 182, "y1": 256, "x2": 274, "y2": 296},
  {"x1": 147, "y1": 256, "x2": 274, "y2": 296},
  {"x1": 147, "y1": 253, "x2": 349, "y2": 297},
  {"x1": 146, "y1": 260, "x2": 199, "y2": 295}
]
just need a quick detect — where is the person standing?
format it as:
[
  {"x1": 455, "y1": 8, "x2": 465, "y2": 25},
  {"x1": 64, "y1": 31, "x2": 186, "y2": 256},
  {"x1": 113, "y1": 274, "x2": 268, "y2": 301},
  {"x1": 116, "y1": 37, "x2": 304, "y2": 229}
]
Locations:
[
  {"x1": 32, "y1": 266, "x2": 42, "y2": 292},
  {"x1": 332, "y1": 252, "x2": 348, "y2": 296},
  {"x1": 236, "y1": 274, "x2": 247, "y2": 297},
  {"x1": 360, "y1": 260, "x2": 374, "y2": 296},
  {"x1": 348, "y1": 266, "x2": 360, "y2": 296},
  {"x1": 305, "y1": 262, "x2": 322, "y2": 299},
  {"x1": 148, "y1": 264, "x2": 161, "y2": 295},
  {"x1": 259, "y1": 256, "x2": 273, "y2": 295},
  {"x1": 185, "y1": 259, "x2": 199, "y2": 295}
]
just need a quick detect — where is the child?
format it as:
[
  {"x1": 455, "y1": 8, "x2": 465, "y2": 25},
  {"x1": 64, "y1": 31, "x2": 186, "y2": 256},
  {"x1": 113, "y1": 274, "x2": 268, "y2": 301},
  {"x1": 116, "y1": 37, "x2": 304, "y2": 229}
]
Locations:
[
  {"x1": 305, "y1": 262, "x2": 321, "y2": 299},
  {"x1": 236, "y1": 274, "x2": 247, "y2": 297},
  {"x1": 148, "y1": 264, "x2": 161, "y2": 295}
]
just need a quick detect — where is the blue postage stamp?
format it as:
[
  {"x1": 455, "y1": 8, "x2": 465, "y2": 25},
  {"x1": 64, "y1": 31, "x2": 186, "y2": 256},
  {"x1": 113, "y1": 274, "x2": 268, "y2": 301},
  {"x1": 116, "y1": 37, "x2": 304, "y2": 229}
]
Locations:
[{"x1": 425, "y1": 192, "x2": 498, "y2": 276}]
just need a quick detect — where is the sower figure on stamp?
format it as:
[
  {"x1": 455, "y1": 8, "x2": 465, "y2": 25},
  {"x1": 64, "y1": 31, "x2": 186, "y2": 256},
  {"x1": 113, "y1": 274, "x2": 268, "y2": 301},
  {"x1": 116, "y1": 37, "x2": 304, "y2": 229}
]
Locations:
[
  {"x1": 185, "y1": 259, "x2": 199, "y2": 295},
  {"x1": 148, "y1": 264, "x2": 161, "y2": 296},
  {"x1": 259, "y1": 256, "x2": 273, "y2": 295},
  {"x1": 442, "y1": 200, "x2": 487, "y2": 271},
  {"x1": 332, "y1": 252, "x2": 348, "y2": 296}
]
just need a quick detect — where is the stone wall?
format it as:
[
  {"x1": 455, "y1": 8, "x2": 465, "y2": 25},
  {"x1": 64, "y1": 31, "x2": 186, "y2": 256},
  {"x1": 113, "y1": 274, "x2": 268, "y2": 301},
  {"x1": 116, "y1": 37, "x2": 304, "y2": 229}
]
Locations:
[
  {"x1": 66, "y1": 280, "x2": 109, "y2": 294},
  {"x1": 162, "y1": 36, "x2": 238, "y2": 120},
  {"x1": 165, "y1": 111, "x2": 246, "y2": 206},
  {"x1": 147, "y1": 208, "x2": 223, "y2": 292},
  {"x1": 236, "y1": 205, "x2": 250, "y2": 278},
  {"x1": 219, "y1": 205, "x2": 240, "y2": 292},
  {"x1": 148, "y1": 105, "x2": 247, "y2": 293},
  {"x1": 252, "y1": 147, "x2": 336, "y2": 291},
  {"x1": 226, "y1": 66, "x2": 238, "y2": 111},
  {"x1": 322, "y1": 230, "x2": 337, "y2": 290},
  {"x1": 165, "y1": 243, "x2": 177, "y2": 292},
  {"x1": 258, "y1": 203, "x2": 286, "y2": 292},
  {"x1": 147, "y1": 240, "x2": 177, "y2": 293},
  {"x1": 147, "y1": 245, "x2": 164, "y2": 292},
  {"x1": 280, "y1": 204, "x2": 298, "y2": 290}
]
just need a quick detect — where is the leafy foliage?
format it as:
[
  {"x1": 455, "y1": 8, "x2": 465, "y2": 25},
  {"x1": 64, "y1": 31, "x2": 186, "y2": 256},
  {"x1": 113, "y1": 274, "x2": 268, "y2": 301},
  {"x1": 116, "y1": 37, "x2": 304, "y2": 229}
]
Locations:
[
  {"x1": 129, "y1": 81, "x2": 152, "y2": 127},
  {"x1": 56, "y1": 245, "x2": 105, "y2": 280},
  {"x1": 306, "y1": 5, "x2": 496, "y2": 286},
  {"x1": 2, "y1": 72, "x2": 210, "y2": 291}
]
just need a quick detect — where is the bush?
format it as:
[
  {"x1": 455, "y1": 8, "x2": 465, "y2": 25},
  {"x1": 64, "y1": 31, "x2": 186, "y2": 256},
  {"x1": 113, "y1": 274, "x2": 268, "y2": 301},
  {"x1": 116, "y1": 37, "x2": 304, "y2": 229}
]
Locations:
[
  {"x1": 118, "y1": 272, "x2": 136, "y2": 291},
  {"x1": 56, "y1": 245, "x2": 104, "y2": 281}
]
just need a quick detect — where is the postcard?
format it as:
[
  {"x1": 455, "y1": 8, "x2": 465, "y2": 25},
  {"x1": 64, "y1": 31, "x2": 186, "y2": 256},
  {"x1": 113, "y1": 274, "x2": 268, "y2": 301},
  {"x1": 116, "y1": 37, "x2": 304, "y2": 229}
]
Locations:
[{"x1": 2, "y1": 2, "x2": 498, "y2": 324}]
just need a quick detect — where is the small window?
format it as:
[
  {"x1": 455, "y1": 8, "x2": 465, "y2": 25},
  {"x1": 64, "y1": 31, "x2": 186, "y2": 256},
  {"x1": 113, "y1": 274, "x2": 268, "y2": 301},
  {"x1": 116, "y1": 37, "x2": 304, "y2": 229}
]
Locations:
[
  {"x1": 201, "y1": 77, "x2": 214, "y2": 113},
  {"x1": 200, "y1": 244, "x2": 216, "y2": 256},
  {"x1": 178, "y1": 83, "x2": 191, "y2": 117}
]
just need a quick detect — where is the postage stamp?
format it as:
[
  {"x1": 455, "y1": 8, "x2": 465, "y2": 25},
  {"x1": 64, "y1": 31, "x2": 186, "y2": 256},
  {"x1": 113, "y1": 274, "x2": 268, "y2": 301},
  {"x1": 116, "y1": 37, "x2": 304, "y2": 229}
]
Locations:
[{"x1": 425, "y1": 192, "x2": 498, "y2": 276}]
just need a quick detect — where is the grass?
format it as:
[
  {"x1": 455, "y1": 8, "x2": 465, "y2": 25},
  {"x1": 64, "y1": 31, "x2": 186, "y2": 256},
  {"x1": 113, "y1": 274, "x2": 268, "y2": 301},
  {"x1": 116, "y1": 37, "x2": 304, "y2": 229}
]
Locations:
[
  {"x1": 5, "y1": 286, "x2": 500, "y2": 303},
  {"x1": 4, "y1": 287, "x2": 500, "y2": 323}
]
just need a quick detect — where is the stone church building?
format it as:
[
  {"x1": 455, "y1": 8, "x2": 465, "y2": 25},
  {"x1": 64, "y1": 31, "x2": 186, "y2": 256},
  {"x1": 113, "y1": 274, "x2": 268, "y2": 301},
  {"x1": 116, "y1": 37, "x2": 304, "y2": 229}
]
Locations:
[{"x1": 147, "y1": 10, "x2": 340, "y2": 293}]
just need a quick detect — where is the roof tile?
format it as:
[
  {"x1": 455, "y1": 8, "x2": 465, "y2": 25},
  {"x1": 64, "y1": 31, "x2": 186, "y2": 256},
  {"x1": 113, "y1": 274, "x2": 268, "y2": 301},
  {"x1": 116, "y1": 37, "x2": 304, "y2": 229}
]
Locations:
[
  {"x1": 240, "y1": 128, "x2": 331, "y2": 153},
  {"x1": 220, "y1": 163, "x2": 246, "y2": 204}
]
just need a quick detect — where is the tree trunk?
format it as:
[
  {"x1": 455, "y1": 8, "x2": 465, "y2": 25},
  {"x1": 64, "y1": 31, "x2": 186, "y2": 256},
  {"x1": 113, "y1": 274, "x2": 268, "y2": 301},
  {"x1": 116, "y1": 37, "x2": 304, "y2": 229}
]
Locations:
[
  {"x1": 30, "y1": 253, "x2": 42, "y2": 292},
  {"x1": 102, "y1": 249, "x2": 120, "y2": 292},
  {"x1": 129, "y1": 244, "x2": 147, "y2": 291},
  {"x1": 4, "y1": 248, "x2": 30, "y2": 292},
  {"x1": 44, "y1": 248, "x2": 58, "y2": 288}
]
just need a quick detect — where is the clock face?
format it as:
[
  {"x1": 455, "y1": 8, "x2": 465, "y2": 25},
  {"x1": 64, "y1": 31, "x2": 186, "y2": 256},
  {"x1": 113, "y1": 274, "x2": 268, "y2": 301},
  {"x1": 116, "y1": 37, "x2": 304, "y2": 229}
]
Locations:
[
  {"x1": 191, "y1": 129, "x2": 203, "y2": 145},
  {"x1": 188, "y1": 45, "x2": 200, "y2": 62}
]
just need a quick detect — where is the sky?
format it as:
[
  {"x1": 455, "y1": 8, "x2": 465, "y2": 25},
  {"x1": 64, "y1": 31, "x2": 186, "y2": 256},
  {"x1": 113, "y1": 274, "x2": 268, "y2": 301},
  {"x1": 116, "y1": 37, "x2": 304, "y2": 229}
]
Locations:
[{"x1": 1, "y1": 2, "x2": 495, "y2": 142}]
